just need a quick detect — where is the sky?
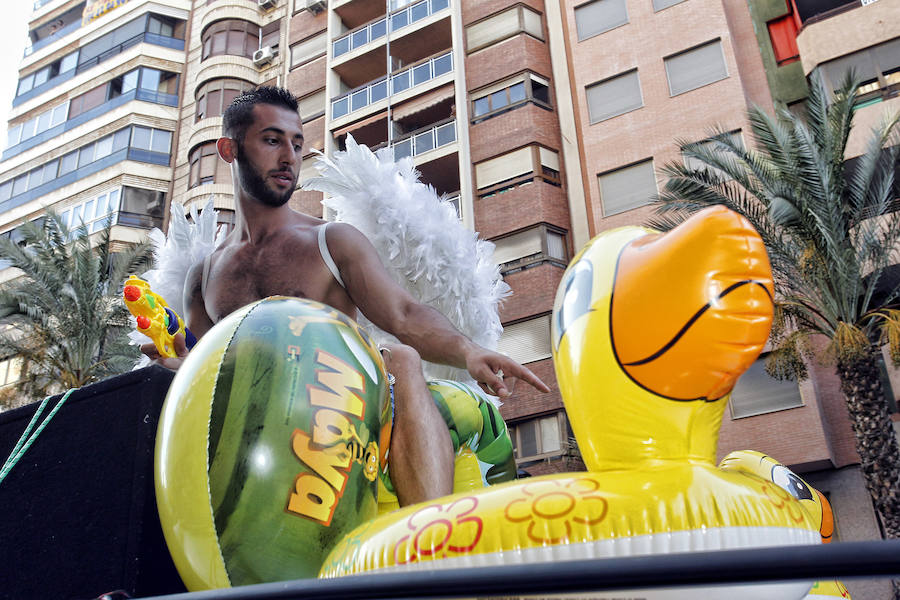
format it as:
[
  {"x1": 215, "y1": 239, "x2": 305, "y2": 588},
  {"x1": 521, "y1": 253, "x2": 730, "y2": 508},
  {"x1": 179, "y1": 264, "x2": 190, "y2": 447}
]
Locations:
[{"x1": 0, "y1": 4, "x2": 40, "y2": 146}]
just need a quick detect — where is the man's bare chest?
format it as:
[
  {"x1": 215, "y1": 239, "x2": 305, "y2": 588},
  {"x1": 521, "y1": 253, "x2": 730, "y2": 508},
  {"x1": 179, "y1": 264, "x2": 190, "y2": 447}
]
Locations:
[{"x1": 205, "y1": 253, "x2": 323, "y2": 321}]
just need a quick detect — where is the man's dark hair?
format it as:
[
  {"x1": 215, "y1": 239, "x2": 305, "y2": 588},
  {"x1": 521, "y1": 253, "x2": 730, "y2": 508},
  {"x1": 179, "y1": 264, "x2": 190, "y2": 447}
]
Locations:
[{"x1": 222, "y1": 86, "x2": 299, "y2": 144}]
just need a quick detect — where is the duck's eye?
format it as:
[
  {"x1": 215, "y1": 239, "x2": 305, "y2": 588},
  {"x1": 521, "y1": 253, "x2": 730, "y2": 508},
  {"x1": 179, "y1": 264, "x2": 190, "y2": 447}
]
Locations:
[
  {"x1": 553, "y1": 258, "x2": 594, "y2": 351},
  {"x1": 772, "y1": 465, "x2": 814, "y2": 501}
]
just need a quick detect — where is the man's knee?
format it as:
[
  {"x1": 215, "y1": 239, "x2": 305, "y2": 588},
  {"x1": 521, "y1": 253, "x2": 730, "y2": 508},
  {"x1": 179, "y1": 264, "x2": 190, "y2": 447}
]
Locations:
[{"x1": 380, "y1": 343, "x2": 422, "y2": 379}]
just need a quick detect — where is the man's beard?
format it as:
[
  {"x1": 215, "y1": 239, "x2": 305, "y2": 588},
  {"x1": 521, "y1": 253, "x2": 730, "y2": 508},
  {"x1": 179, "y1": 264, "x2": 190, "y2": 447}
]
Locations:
[{"x1": 235, "y1": 145, "x2": 294, "y2": 208}]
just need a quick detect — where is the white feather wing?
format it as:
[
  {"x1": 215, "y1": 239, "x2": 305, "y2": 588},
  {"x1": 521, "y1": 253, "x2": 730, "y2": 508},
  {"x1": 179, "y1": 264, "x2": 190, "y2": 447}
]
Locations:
[
  {"x1": 302, "y1": 135, "x2": 509, "y2": 384},
  {"x1": 129, "y1": 198, "x2": 224, "y2": 367}
]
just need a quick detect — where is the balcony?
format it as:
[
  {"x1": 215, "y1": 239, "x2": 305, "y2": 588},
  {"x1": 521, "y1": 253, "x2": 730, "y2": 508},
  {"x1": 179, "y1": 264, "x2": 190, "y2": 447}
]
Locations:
[
  {"x1": 25, "y1": 19, "x2": 80, "y2": 56},
  {"x1": 373, "y1": 118, "x2": 456, "y2": 163},
  {"x1": 792, "y1": 0, "x2": 867, "y2": 26},
  {"x1": 0, "y1": 126, "x2": 173, "y2": 215},
  {"x1": 13, "y1": 32, "x2": 185, "y2": 107},
  {"x1": 332, "y1": 0, "x2": 449, "y2": 60},
  {"x1": 76, "y1": 32, "x2": 185, "y2": 74},
  {"x1": 331, "y1": 51, "x2": 452, "y2": 121},
  {"x1": 3, "y1": 88, "x2": 179, "y2": 160}
]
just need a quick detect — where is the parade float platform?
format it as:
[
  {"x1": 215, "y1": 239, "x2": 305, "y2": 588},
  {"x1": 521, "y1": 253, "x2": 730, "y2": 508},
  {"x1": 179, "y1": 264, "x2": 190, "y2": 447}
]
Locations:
[{"x1": 0, "y1": 367, "x2": 187, "y2": 600}]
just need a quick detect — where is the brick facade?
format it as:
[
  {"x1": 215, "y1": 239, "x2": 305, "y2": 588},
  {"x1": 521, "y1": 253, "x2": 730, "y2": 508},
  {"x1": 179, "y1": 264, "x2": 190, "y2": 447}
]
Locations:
[
  {"x1": 473, "y1": 181, "x2": 570, "y2": 239},
  {"x1": 499, "y1": 262, "x2": 565, "y2": 323}
]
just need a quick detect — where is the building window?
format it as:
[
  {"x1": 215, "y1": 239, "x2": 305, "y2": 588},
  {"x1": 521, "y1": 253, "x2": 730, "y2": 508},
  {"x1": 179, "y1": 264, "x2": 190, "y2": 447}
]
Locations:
[
  {"x1": 148, "y1": 14, "x2": 176, "y2": 37},
  {"x1": 767, "y1": 13, "x2": 800, "y2": 66},
  {"x1": 16, "y1": 51, "x2": 78, "y2": 97},
  {"x1": 730, "y1": 354, "x2": 804, "y2": 419},
  {"x1": 819, "y1": 37, "x2": 900, "y2": 106},
  {"x1": 475, "y1": 145, "x2": 560, "y2": 196},
  {"x1": 131, "y1": 127, "x2": 172, "y2": 154},
  {"x1": 466, "y1": 4, "x2": 543, "y2": 53},
  {"x1": 492, "y1": 224, "x2": 567, "y2": 274},
  {"x1": 139, "y1": 68, "x2": 179, "y2": 95},
  {"x1": 664, "y1": 39, "x2": 729, "y2": 96},
  {"x1": 471, "y1": 72, "x2": 551, "y2": 123},
  {"x1": 60, "y1": 188, "x2": 121, "y2": 234},
  {"x1": 598, "y1": 159, "x2": 656, "y2": 216},
  {"x1": 497, "y1": 314, "x2": 552, "y2": 365},
  {"x1": 586, "y1": 69, "x2": 642, "y2": 123},
  {"x1": 6, "y1": 102, "x2": 68, "y2": 149},
  {"x1": 202, "y1": 19, "x2": 261, "y2": 60},
  {"x1": 61, "y1": 186, "x2": 165, "y2": 232},
  {"x1": 117, "y1": 186, "x2": 166, "y2": 229},
  {"x1": 189, "y1": 142, "x2": 231, "y2": 188},
  {"x1": 67, "y1": 67, "x2": 178, "y2": 122},
  {"x1": 0, "y1": 357, "x2": 23, "y2": 389},
  {"x1": 653, "y1": 0, "x2": 686, "y2": 11},
  {"x1": 196, "y1": 78, "x2": 254, "y2": 121},
  {"x1": 290, "y1": 32, "x2": 326, "y2": 69},
  {"x1": 0, "y1": 126, "x2": 173, "y2": 206},
  {"x1": 297, "y1": 89, "x2": 326, "y2": 122},
  {"x1": 574, "y1": 0, "x2": 627, "y2": 41},
  {"x1": 509, "y1": 412, "x2": 566, "y2": 462},
  {"x1": 77, "y1": 13, "x2": 183, "y2": 69}
]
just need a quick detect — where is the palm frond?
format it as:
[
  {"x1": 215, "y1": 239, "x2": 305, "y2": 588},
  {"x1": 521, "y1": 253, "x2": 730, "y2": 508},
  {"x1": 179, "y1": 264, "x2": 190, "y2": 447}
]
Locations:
[{"x1": 0, "y1": 211, "x2": 153, "y2": 404}]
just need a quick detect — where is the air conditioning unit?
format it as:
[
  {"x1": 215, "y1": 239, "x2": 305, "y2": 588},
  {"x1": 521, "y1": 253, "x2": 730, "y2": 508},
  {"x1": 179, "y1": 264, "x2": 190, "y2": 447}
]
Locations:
[
  {"x1": 253, "y1": 45, "x2": 277, "y2": 66},
  {"x1": 258, "y1": 0, "x2": 276, "y2": 9},
  {"x1": 306, "y1": 0, "x2": 326, "y2": 14}
]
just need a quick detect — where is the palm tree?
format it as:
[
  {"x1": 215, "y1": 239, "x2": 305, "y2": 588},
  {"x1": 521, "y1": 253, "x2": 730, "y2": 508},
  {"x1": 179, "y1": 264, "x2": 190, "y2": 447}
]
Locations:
[
  {"x1": 650, "y1": 73, "x2": 900, "y2": 544},
  {"x1": 0, "y1": 212, "x2": 152, "y2": 408}
]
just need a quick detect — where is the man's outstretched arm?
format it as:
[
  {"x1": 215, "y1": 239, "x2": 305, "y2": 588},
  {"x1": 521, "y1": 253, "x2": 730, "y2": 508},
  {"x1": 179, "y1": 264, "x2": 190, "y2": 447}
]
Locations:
[{"x1": 327, "y1": 223, "x2": 550, "y2": 397}]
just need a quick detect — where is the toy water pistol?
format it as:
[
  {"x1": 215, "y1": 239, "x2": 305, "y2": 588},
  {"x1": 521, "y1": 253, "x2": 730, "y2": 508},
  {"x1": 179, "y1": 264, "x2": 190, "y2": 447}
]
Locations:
[{"x1": 123, "y1": 275, "x2": 197, "y2": 358}]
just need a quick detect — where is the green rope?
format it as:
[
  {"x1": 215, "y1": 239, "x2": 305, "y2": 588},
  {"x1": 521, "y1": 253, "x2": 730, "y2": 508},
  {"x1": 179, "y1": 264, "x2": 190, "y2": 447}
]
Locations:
[{"x1": 0, "y1": 388, "x2": 78, "y2": 486}]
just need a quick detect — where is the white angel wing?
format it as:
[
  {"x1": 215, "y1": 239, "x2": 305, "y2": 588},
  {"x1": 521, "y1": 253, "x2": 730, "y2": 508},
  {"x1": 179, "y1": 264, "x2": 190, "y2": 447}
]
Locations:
[
  {"x1": 302, "y1": 135, "x2": 509, "y2": 385},
  {"x1": 129, "y1": 197, "x2": 224, "y2": 367}
]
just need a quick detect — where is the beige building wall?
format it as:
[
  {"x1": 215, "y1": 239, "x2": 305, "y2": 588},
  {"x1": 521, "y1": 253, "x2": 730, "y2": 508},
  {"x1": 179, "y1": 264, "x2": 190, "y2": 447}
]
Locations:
[
  {"x1": 796, "y1": 0, "x2": 899, "y2": 76},
  {"x1": 171, "y1": 0, "x2": 289, "y2": 221},
  {"x1": 0, "y1": 0, "x2": 190, "y2": 245},
  {"x1": 560, "y1": 0, "x2": 770, "y2": 236}
]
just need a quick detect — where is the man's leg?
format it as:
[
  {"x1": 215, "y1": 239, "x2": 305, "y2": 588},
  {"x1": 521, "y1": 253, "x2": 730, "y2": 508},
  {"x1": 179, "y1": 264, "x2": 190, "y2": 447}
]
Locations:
[{"x1": 381, "y1": 343, "x2": 454, "y2": 506}]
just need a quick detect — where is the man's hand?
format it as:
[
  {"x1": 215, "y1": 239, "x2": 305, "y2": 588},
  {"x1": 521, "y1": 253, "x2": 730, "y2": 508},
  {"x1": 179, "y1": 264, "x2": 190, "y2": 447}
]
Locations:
[
  {"x1": 465, "y1": 346, "x2": 551, "y2": 398},
  {"x1": 140, "y1": 332, "x2": 189, "y2": 371}
]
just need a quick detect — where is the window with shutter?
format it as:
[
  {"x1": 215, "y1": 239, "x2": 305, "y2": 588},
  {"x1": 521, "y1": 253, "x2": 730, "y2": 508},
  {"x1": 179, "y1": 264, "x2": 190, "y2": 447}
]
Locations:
[
  {"x1": 664, "y1": 39, "x2": 728, "y2": 96},
  {"x1": 598, "y1": 159, "x2": 656, "y2": 216},
  {"x1": 585, "y1": 69, "x2": 642, "y2": 123}
]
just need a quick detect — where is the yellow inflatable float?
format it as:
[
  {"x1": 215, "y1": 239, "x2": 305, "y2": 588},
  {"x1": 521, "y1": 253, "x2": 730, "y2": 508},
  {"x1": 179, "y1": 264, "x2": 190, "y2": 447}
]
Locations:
[
  {"x1": 156, "y1": 206, "x2": 831, "y2": 597},
  {"x1": 317, "y1": 206, "x2": 822, "y2": 597},
  {"x1": 720, "y1": 451, "x2": 850, "y2": 599}
]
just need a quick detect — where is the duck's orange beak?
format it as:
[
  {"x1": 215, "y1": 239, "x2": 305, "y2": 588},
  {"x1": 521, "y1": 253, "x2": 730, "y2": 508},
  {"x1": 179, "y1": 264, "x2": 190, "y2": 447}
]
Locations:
[{"x1": 610, "y1": 206, "x2": 774, "y2": 401}]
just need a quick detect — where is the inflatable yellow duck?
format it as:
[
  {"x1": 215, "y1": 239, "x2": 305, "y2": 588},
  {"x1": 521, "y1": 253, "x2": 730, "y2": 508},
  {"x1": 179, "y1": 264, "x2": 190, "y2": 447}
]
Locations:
[
  {"x1": 720, "y1": 451, "x2": 851, "y2": 599},
  {"x1": 318, "y1": 206, "x2": 822, "y2": 598}
]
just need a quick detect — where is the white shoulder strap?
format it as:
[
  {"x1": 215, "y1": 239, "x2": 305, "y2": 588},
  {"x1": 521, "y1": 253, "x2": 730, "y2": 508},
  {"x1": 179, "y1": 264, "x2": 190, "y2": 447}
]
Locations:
[
  {"x1": 201, "y1": 253, "x2": 212, "y2": 299},
  {"x1": 318, "y1": 223, "x2": 346, "y2": 289}
]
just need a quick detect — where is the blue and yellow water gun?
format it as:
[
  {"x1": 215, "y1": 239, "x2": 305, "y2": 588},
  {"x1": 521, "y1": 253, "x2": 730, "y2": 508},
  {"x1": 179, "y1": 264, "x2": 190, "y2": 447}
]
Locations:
[{"x1": 123, "y1": 276, "x2": 196, "y2": 358}]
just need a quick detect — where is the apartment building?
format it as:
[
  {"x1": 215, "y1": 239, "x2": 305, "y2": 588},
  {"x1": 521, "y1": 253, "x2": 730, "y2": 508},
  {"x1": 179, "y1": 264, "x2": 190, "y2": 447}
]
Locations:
[{"x1": 1, "y1": 0, "x2": 189, "y2": 257}]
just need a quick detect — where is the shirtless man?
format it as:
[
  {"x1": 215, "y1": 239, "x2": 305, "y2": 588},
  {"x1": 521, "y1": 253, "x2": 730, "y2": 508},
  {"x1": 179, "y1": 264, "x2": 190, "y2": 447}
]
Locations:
[{"x1": 144, "y1": 87, "x2": 549, "y2": 506}]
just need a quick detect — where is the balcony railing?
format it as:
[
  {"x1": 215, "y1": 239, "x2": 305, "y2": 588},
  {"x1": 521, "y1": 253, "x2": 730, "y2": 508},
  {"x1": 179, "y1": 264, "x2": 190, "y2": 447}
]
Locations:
[
  {"x1": 0, "y1": 147, "x2": 170, "y2": 215},
  {"x1": 332, "y1": 0, "x2": 450, "y2": 59},
  {"x1": 13, "y1": 32, "x2": 184, "y2": 107},
  {"x1": 25, "y1": 19, "x2": 81, "y2": 56},
  {"x1": 3, "y1": 88, "x2": 179, "y2": 160},
  {"x1": 445, "y1": 192, "x2": 460, "y2": 218},
  {"x1": 795, "y1": 0, "x2": 865, "y2": 26},
  {"x1": 75, "y1": 32, "x2": 185, "y2": 74},
  {"x1": 374, "y1": 118, "x2": 456, "y2": 162},
  {"x1": 331, "y1": 51, "x2": 452, "y2": 119}
]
